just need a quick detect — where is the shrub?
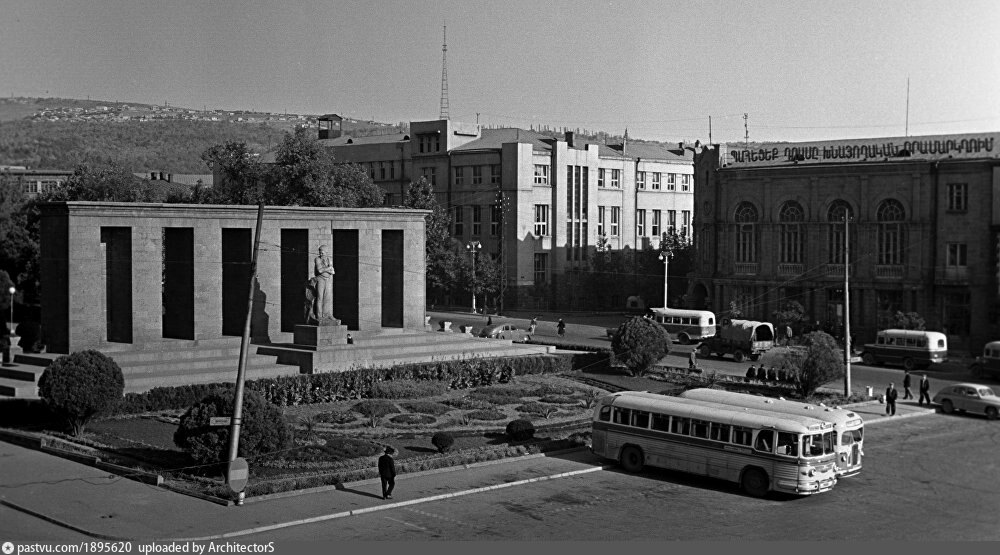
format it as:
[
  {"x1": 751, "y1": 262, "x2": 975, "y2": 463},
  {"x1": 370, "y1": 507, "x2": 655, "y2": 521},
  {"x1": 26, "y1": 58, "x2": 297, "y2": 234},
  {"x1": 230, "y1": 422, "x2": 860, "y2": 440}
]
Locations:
[
  {"x1": 578, "y1": 389, "x2": 604, "y2": 409},
  {"x1": 610, "y1": 316, "x2": 671, "y2": 376},
  {"x1": 515, "y1": 402, "x2": 557, "y2": 418},
  {"x1": 400, "y1": 400, "x2": 452, "y2": 416},
  {"x1": 506, "y1": 418, "x2": 536, "y2": 441},
  {"x1": 279, "y1": 437, "x2": 382, "y2": 463},
  {"x1": 173, "y1": 390, "x2": 291, "y2": 466},
  {"x1": 528, "y1": 384, "x2": 575, "y2": 396},
  {"x1": 772, "y1": 331, "x2": 844, "y2": 397},
  {"x1": 440, "y1": 397, "x2": 492, "y2": 410},
  {"x1": 37, "y1": 350, "x2": 125, "y2": 436},
  {"x1": 315, "y1": 410, "x2": 357, "y2": 425},
  {"x1": 371, "y1": 380, "x2": 449, "y2": 399},
  {"x1": 468, "y1": 389, "x2": 522, "y2": 406},
  {"x1": 431, "y1": 431, "x2": 455, "y2": 453},
  {"x1": 538, "y1": 394, "x2": 578, "y2": 405},
  {"x1": 389, "y1": 413, "x2": 436, "y2": 425},
  {"x1": 352, "y1": 399, "x2": 400, "y2": 427},
  {"x1": 466, "y1": 409, "x2": 506, "y2": 421}
]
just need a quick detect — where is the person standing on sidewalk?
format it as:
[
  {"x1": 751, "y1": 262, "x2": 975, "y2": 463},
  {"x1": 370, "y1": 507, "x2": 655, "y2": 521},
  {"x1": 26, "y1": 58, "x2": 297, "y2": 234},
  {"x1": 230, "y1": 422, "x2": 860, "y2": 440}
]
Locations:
[
  {"x1": 902, "y1": 370, "x2": 914, "y2": 400},
  {"x1": 557, "y1": 318, "x2": 566, "y2": 337},
  {"x1": 885, "y1": 383, "x2": 898, "y2": 416},
  {"x1": 918, "y1": 374, "x2": 932, "y2": 405},
  {"x1": 378, "y1": 447, "x2": 396, "y2": 500},
  {"x1": 528, "y1": 317, "x2": 537, "y2": 335}
]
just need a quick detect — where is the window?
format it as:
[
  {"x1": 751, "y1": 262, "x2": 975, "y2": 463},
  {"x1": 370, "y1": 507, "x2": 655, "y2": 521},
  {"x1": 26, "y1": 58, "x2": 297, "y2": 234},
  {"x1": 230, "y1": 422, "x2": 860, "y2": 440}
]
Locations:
[
  {"x1": 598, "y1": 168, "x2": 605, "y2": 188},
  {"x1": 681, "y1": 174, "x2": 691, "y2": 191},
  {"x1": 472, "y1": 166, "x2": 483, "y2": 185},
  {"x1": 877, "y1": 199, "x2": 905, "y2": 265},
  {"x1": 534, "y1": 164, "x2": 549, "y2": 185},
  {"x1": 754, "y1": 430, "x2": 774, "y2": 453},
  {"x1": 947, "y1": 183, "x2": 968, "y2": 211},
  {"x1": 597, "y1": 206, "x2": 606, "y2": 236},
  {"x1": 637, "y1": 171, "x2": 646, "y2": 190},
  {"x1": 710, "y1": 422, "x2": 730, "y2": 442},
  {"x1": 667, "y1": 210, "x2": 676, "y2": 233},
  {"x1": 490, "y1": 205, "x2": 501, "y2": 236},
  {"x1": 472, "y1": 205, "x2": 482, "y2": 236},
  {"x1": 611, "y1": 207, "x2": 620, "y2": 236},
  {"x1": 379, "y1": 162, "x2": 386, "y2": 180},
  {"x1": 671, "y1": 416, "x2": 690, "y2": 435},
  {"x1": 453, "y1": 206, "x2": 464, "y2": 236},
  {"x1": 534, "y1": 205, "x2": 549, "y2": 236},
  {"x1": 636, "y1": 209, "x2": 646, "y2": 236},
  {"x1": 384, "y1": 193, "x2": 394, "y2": 206},
  {"x1": 735, "y1": 202, "x2": 758, "y2": 263},
  {"x1": 651, "y1": 413, "x2": 670, "y2": 431},
  {"x1": 731, "y1": 426, "x2": 752, "y2": 446},
  {"x1": 368, "y1": 163, "x2": 375, "y2": 179},
  {"x1": 455, "y1": 166, "x2": 465, "y2": 186},
  {"x1": 681, "y1": 210, "x2": 691, "y2": 237},
  {"x1": 652, "y1": 210, "x2": 661, "y2": 237},
  {"x1": 777, "y1": 432, "x2": 799, "y2": 457},
  {"x1": 779, "y1": 201, "x2": 804, "y2": 264},
  {"x1": 666, "y1": 173, "x2": 676, "y2": 191},
  {"x1": 633, "y1": 410, "x2": 650, "y2": 429},
  {"x1": 828, "y1": 200, "x2": 854, "y2": 264},
  {"x1": 533, "y1": 253, "x2": 547, "y2": 284},
  {"x1": 422, "y1": 167, "x2": 436, "y2": 186},
  {"x1": 417, "y1": 133, "x2": 440, "y2": 153},
  {"x1": 651, "y1": 172, "x2": 661, "y2": 190},
  {"x1": 490, "y1": 164, "x2": 501, "y2": 184},
  {"x1": 611, "y1": 169, "x2": 620, "y2": 188},
  {"x1": 947, "y1": 243, "x2": 967, "y2": 267},
  {"x1": 691, "y1": 419, "x2": 709, "y2": 439},
  {"x1": 389, "y1": 163, "x2": 395, "y2": 179}
]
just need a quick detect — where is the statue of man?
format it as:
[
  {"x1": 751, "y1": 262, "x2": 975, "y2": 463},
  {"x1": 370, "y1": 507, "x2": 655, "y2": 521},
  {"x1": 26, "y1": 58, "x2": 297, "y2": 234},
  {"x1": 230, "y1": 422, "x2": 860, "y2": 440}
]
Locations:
[{"x1": 313, "y1": 245, "x2": 335, "y2": 322}]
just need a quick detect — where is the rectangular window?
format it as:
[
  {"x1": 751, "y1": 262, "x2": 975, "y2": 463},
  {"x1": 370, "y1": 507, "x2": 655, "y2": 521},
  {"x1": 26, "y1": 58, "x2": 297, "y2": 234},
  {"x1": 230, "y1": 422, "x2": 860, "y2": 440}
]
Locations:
[
  {"x1": 681, "y1": 174, "x2": 691, "y2": 191},
  {"x1": 422, "y1": 167, "x2": 436, "y2": 186},
  {"x1": 472, "y1": 205, "x2": 482, "y2": 236},
  {"x1": 651, "y1": 413, "x2": 670, "y2": 432},
  {"x1": 652, "y1": 210, "x2": 661, "y2": 237},
  {"x1": 389, "y1": 163, "x2": 395, "y2": 179},
  {"x1": 453, "y1": 206, "x2": 464, "y2": 236},
  {"x1": 671, "y1": 416, "x2": 690, "y2": 435},
  {"x1": 490, "y1": 164, "x2": 501, "y2": 184},
  {"x1": 710, "y1": 422, "x2": 731, "y2": 442},
  {"x1": 534, "y1": 204, "x2": 549, "y2": 236},
  {"x1": 668, "y1": 210, "x2": 677, "y2": 233},
  {"x1": 948, "y1": 183, "x2": 968, "y2": 211},
  {"x1": 379, "y1": 162, "x2": 386, "y2": 180},
  {"x1": 597, "y1": 206, "x2": 606, "y2": 236},
  {"x1": 490, "y1": 205, "x2": 501, "y2": 236},
  {"x1": 682, "y1": 210, "x2": 691, "y2": 236},
  {"x1": 611, "y1": 207, "x2": 620, "y2": 236},
  {"x1": 534, "y1": 164, "x2": 549, "y2": 185},
  {"x1": 611, "y1": 169, "x2": 620, "y2": 188},
  {"x1": 598, "y1": 168, "x2": 606, "y2": 188},
  {"x1": 472, "y1": 166, "x2": 483, "y2": 185},
  {"x1": 633, "y1": 410, "x2": 650, "y2": 429},
  {"x1": 732, "y1": 426, "x2": 753, "y2": 446},
  {"x1": 384, "y1": 193, "x2": 394, "y2": 206},
  {"x1": 636, "y1": 171, "x2": 646, "y2": 190},
  {"x1": 947, "y1": 243, "x2": 967, "y2": 267},
  {"x1": 533, "y1": 253, "x2": 547, "y2": 284},
  {"x1": 454, "y1": 167, "x2": 465, "y2": 186},
  {"x1": 368, "y1": 163, "x2": 375, "y2": 179},
  {"x1": 613, "y1": 407, "x2": 631, "y2": 425},
  {"x1": 651, "y1": 172, "x2": 661, "y2": 190},
  {"x1": 691, "y1": 419, "x2": 709, "y2": 439},
  {"x1": 667, "y1": 173, "x2": 676, "y2": 191},
  {"x1": 636, "y1": 209, "x2": 646, "y2": 236}
]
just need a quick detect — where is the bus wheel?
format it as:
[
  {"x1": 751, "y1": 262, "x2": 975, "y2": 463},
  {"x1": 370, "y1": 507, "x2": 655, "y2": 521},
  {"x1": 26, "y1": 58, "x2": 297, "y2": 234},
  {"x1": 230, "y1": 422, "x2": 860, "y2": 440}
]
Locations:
[
  {"x1": 903, "y1": 358, "x2": 916, "y2": 371},
  {"x1": 620, "y1": 446, "x2": 644, "y2": 473},
  {"x1": 678, "y1": 333, "x2": 690, "y2": 345},
  {"x1": 733, "y1": 351, "x2": 746, "y2": 363},
  {"x1": 741, "y1": 467, "x2": 769, "y2": 498},
  {"x1": 986, "y1": 407, "x2": 998, "y2": 421},
  {"x1": 862, "y1": 352, "x2": 876, "y2": 365},
  {"x1": 698, "y1": 344, "x2": 712, "y2": 358},
  {"x1": 941, "y1": 399, "x2": 954, "y2": 414}
]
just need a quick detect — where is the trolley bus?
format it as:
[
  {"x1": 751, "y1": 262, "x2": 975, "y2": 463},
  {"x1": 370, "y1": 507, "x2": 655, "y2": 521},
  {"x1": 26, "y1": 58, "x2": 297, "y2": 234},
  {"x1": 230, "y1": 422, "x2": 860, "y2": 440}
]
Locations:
[
  {"x1": 679, "y1": 388, "x2": 864, "y2": 478},
  {"x1": 591, "y1": 391, "x2": 839, "y2": 497},
  {"x1": 647, "y1": 308, "x2": 717, "y2": 344}
]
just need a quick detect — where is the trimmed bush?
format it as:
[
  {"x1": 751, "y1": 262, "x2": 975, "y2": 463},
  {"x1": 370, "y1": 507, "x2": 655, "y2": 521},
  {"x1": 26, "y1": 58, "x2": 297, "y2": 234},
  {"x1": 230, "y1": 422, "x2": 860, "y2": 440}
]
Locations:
[
  {"x1": 371, "y1": 380, "x2": 449, "y2": 399},
  {"x1": 173, "y1": 390, "x2": 292, "y2": 466},
  {"x1": 38, "y1": 350, "x2": 125, "y2": 436},
  {"x1": 352, "y1": 399, "x2": 400, "y2": 428},
  {"x1": 440, "y1": 397, "x2": 492, "y2": 410},
  {"x1": 431, "y1": 431, "x2": 455, "y2": 453},
  {"x1": 610, "y1": 316, "x2": 671, "y2": 376},
  {"x1": 400, "y1": 401, "x2": 452, "y2": 416},
  {"x1": 538, "y1": 394, "x2": 578, "y2": 405},
  {"x1": 466, "y1": 409, "x2": 506, "y2": 421},
  {"x1": 315, "y1": 410, "x2": 357, "y2": 425},
  {"x1": 506, "y1": 418, "x2": 536, "y2": 441},
  {"x1": 468, "y1": 390, "x2": 522, "y2": 406},
  {"x1": 389, "y1": 413, "x2": 436, "y2": 425},
  {"x1": 528, "y1": 384, "x2": 575, "y2": 396}
]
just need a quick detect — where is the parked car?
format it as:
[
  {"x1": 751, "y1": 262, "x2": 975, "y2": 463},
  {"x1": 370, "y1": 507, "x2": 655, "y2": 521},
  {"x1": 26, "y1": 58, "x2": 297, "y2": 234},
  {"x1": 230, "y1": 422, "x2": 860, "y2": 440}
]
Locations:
[
  {"x1": 478, "y1": 324, "x2": 531, "y2": 343},
  {"x1": 932, "y1": 383, "x2": 1000, "y2": 420},
  {"x1": 969, "y1": 341, "x2": 1000, "y2": 381}
]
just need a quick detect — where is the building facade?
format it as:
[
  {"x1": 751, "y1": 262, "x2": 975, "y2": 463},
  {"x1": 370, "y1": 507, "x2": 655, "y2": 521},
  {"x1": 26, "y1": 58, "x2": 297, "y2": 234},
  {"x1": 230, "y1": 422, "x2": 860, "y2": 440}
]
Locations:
[
  {"x1": 1, "y1": 166, "x2": 73, "y2": 197},
  {"x1": 323, "y1": 120, "x2": 696, "y2": 310},
  {"x1": 689, "y1": 132, "x2": 1000, "y2": 353}
]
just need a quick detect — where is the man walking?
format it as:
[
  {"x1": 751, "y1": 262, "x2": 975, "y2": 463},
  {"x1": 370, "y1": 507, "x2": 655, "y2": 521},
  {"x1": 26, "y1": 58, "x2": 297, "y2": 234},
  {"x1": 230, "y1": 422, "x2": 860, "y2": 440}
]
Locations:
[
  {"x1": 902, "y1": 370, "x2": 914, "y2": 400},
  {"x1": 885, "y1": 382, "x2": 898, "y2": 416},
  {"x1": 378, "y1": 446, "x2": 396, "y2": 500},
  {"x1": 918, "y1": 374, "x2": 932, "y2": 406},
  {"x1": 688, "y1": 349, "x2": 698, "y2": 371}
]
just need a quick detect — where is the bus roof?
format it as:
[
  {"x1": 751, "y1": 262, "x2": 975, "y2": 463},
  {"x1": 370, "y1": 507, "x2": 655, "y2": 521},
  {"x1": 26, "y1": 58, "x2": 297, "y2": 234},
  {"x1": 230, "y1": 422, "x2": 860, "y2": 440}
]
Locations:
[
  {"x1": 983, "y1": 341, "x2": 1000, "y2": 351},
  {"x1": 648, "y1": 307, "x2": 715, "y2": 318},
  {"x1": 678, "y1": 388, "x2": 863, "y2": 428},
  {"x1": 603, "y1": 391, "x2": 833, "y2": 434},
  {"x1": 878, "y1": 329, "x2": 948, "y2": 341}
]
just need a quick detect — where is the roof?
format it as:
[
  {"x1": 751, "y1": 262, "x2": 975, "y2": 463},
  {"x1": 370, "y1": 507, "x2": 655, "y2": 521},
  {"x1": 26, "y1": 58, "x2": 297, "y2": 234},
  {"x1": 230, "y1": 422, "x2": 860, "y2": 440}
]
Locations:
[
  {"x1": 612, "y1": 142, "x2": 693, "y2": 162},
  {"x1": 318, "y1": 133, "x2": 409, "y2": 147},
  {"x1": 451, "y1": 128, "x2": 552, "y2": 152}
]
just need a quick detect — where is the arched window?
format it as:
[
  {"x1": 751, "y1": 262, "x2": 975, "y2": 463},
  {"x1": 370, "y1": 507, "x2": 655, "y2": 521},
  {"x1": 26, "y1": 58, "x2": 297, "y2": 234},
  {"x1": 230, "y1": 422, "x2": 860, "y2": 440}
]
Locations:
[
  {"x1": 827, "y1": 200, "x2": 854, "y2": 264},
  {"x1": 734, "y1": 202, "x2": 758, "y2": 263},
  {"x1": 877, "y1": 199, "x2": 905, "y2": 265},
  {"x1": 779, "y1": 201, "x2": 804, "y2": 264}
]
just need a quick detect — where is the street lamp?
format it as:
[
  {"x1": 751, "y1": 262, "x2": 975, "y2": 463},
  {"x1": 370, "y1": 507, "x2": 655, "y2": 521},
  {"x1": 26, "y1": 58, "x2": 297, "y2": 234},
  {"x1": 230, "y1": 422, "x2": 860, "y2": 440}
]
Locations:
[
  {"x1": 466, "y1": 241, "x2": 482, "y2": 313},
  {"x1": 658, "y1": 250, "x2": 670, "y2": 308},
  {"x1": 7, "y1": 286, "x2": 13, "y2": 334}
]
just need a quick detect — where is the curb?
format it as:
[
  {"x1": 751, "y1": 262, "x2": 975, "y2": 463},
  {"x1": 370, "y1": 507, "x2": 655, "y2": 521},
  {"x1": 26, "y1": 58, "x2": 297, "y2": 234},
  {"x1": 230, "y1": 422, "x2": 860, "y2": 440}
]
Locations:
[
  {"x1": 859, "y1": 408, "x2": 938, "y2": 425},
  {"x1": 0, "y1": 499, "x2": 126, "y2": 540}
]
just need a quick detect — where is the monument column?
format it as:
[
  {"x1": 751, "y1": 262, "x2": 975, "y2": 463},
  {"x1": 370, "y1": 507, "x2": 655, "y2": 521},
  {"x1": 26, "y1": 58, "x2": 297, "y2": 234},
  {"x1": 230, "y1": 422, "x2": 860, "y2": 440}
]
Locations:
[
  {"x1": 357, "y1": 224, "x2": 381, "y2": 331},
  {"x1": 131, "y1": 221, "x2": 164, "y2": 344},
  {"x1": 256, "y1": 223, "x2": 283, "y2": 342},
  {"x1": 193, "y1": 222, "x2": 224, "y2": 340}
]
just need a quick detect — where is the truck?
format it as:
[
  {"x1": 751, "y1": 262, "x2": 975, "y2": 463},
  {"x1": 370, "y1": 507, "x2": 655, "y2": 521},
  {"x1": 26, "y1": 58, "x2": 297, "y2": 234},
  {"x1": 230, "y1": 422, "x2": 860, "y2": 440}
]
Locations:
[{"x1": 697, "y1": 319, "x2": 775, "y2": 363}]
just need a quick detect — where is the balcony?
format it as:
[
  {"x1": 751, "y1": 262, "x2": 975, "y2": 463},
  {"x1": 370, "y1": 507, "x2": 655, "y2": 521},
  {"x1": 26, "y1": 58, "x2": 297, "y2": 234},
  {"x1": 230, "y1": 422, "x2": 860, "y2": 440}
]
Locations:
[
  {"x1": 875, "y1": 265, "x2": 904, "y2": 279},
  {"x1": 777, "y1": 263, "x2": 804, "y2": 276},
  {"x1": 822, "y1": 263, "x2": 854, "y2": 277},
  {"x1": 734, "y1": 262, "x2": 759, "y2": 275}
]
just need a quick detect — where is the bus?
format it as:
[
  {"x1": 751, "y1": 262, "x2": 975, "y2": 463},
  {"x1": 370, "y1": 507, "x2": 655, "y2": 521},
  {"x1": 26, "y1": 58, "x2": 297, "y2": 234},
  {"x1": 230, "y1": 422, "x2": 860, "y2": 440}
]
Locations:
[
  {"x1": 647, "y1": 308, "x2": 716, "y2": 344},
  {"x1": 591, "y1": 391, "x2": 839, "y2": 497},
  {"x1": 860, "y1": 329, "x2": 948, "y2": 370},
  {"x1": 678, "y1": 388, "x2": 864, "y2": 478}
]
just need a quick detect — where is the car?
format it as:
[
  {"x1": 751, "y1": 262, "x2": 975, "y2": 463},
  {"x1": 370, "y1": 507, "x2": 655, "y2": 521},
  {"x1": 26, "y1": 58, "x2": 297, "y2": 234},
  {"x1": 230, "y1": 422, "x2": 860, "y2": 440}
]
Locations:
[
  {"x1": 478, "y1": 324, "x2": 531, "y2": 343},
  {"x1": 932, "y1": 383, "x2": 1000, "y2": 420}
]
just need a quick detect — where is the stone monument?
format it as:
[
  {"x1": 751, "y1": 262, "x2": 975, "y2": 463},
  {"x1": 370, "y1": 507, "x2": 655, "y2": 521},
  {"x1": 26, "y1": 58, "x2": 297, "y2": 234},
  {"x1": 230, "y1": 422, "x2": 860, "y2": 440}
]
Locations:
[{"x1": 294, "y1": 245, "x2": 348, "y2": 348}]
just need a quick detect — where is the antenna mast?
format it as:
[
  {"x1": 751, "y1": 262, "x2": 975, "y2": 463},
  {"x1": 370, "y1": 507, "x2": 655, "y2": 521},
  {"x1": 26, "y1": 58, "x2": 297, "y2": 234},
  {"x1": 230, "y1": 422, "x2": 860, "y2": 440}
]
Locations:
[
  {"x1": 743, "y1": 113, "x2": 749, "y2": 149},
  {"x1": 439, "y1": 25, "x2": 450, "y2": 120}
]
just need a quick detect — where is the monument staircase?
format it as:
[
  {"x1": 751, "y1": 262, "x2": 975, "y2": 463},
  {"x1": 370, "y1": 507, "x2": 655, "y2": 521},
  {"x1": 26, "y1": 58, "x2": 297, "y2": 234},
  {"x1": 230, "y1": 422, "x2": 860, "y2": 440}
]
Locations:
[{"x1": 0, "y1": 330, "x2": 555, "y2": 399}]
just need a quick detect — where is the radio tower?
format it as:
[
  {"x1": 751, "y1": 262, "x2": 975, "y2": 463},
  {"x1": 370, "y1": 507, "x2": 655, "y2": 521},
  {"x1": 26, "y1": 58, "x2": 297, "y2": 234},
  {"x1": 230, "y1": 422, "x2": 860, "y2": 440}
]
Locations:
[{"x1": 439, "y1": 25, "x2": 449, "y2": 120}]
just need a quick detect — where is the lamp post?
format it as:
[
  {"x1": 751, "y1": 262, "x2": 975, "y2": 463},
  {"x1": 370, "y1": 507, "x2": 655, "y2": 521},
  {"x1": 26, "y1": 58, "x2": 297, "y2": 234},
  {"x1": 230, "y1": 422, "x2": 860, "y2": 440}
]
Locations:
[
  {"x1": 658, "y1": 250, "x2": 670, "y2": 308},
  {"x1": 466, "y1": 241, "x2": 482, "y2": 313},
  {"x1": 7, "y1": 286, "x2": 13, "y2": 333}
]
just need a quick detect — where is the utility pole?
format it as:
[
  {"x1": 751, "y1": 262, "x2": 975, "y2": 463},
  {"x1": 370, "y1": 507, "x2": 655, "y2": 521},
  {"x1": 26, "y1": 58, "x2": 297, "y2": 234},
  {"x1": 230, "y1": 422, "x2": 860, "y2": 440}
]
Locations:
[
  {"x1": 744, "y1": 113, "x2": 749, "y2": 150},
  {"x1": 843, "y1": 214, "x2": 852, "y2": 397},
  {"x1": 439, "y1": 25, "x2": 449, "y2": 120}
]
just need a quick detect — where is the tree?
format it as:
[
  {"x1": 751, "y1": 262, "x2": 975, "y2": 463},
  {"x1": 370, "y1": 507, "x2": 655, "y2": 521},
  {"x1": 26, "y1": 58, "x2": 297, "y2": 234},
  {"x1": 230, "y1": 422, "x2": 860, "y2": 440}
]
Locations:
[
  {"x1": 771, "y1": 300, "x2": 808, "y2": 334},
  {"x1": 199, "y1": 141, "x2": 269, "y2": 205},
  {"x1": 403, "y1": 177, "x2": 461, "y2": 305},
  {"x1": 0, "y1": 173, "x2": 36, "y2": 298},
  {"x1": 889, "y1": 311, "x2": 926, "y2": 331},
  {"x1": 43, "y1": 164, "x2": 159, "y2": 203},
  {"x1": 775, "y1": 331, "x2": 844, "y2": 397},
  {"x1": 610, "y1": 316, "x2": 671, "y2": 376},
  {"x1": 37, "y1": 350, "x2": 125, "y2": 436}
]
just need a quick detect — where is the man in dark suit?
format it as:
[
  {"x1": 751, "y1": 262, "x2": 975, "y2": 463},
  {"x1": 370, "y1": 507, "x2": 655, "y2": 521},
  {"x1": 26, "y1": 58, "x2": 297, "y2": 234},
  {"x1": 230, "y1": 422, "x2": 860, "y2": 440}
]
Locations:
[
  {"x1": 378, "y1": 446, "x2": 397, "y2": 500},
  {"x1": 918, "y1": 374, "x2": 932, "y2": 405},
  {"x1": 902, "y1": 370, "x2": 914, "y2": 400},
  {"x1": 885, "y1": 383, "x2": 898, "y2": 416}
]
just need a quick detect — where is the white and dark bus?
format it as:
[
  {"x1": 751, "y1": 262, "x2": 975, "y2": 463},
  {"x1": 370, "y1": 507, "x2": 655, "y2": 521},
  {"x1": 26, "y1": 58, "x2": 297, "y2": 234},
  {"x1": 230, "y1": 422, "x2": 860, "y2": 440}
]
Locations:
[
  {"x1": 647, "y1": 308, "x2": 716, "y2": 344},
  {"x1": 860, "y1": 329, "x2": 948, "y2": 370}
]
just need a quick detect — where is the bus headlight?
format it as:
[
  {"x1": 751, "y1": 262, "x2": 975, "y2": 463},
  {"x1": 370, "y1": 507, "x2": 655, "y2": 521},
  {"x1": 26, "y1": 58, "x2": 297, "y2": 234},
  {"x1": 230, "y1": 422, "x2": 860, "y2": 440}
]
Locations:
[
  {"x1": 840, "y1": 454, "x2": 847, "y2": 462},
  {"x1": 808, "y1": 469, "x2": 814, "y2": 477}
]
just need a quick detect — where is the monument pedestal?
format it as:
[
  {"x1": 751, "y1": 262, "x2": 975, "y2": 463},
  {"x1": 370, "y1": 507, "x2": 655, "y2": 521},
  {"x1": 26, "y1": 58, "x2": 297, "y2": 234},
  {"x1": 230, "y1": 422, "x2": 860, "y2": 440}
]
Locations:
[{"x1": 294, "y1": 322, "x2": 348, "y2": 349}]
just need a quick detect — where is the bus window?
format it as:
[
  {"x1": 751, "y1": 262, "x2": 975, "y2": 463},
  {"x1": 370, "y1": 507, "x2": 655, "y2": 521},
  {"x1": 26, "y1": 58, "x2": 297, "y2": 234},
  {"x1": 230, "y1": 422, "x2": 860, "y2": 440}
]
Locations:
[
  {"x1": 754, "y1": 430, "x2": 774, "y2": 453},
  {"x1": 840, "y1": 431, "x2": 854, "y2": 446},
  {"x1": 633, "y1": 410, "x2": 650, "y2": 429},
  {"x1": 937, "y1": 339, "x2": 945, "y2": 348},
  {"x1": 651, "y1": 413, "x2": 670, "y2": 431},
  {"x1": 671, "y1": 417, "x2": 690, "y2": 435},
  {"x1": 710, "y1": 422, "x2": 730, "y2": 442},
  {"x1": 708, "y1": 317, "x2": 715, "y2": 326},
  {"x1": 613, "y1": 407, "x2": 631, "y2": 425},
  {"x1": 776, "y1": 432, "x2": 799, "y2": 456},
  {"x1": 732, "y1": 426, "x2": 752, "y2": 446},
  {"x1": 805, "y1": 432, "x2": 836, "y2": 456},
  {"x1": 599, "y1": 406, "x2": 611, "y2": 422},
  {"x1": 917, "y1": 338, "x2": 926, "y2": 347},
  {"x1": 691, "y1": 419, "x2": 709, "y2": 438}
]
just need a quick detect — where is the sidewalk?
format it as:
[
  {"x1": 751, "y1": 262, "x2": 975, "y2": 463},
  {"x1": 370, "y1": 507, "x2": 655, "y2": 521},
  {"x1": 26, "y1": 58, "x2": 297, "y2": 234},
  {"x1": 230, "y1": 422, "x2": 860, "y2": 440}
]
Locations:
[{"x1": 840, "y1": 398, "x2": 938, "y2": 424}]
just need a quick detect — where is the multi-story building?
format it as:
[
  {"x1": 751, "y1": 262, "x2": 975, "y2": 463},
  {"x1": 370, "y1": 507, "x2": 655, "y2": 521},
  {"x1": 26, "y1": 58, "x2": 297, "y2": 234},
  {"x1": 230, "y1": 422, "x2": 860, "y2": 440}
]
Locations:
[
  {"x1": 323, "y1": 119, "x2": 696, "y2": 310},
  {"x1": 1, "y1": 166, "x2": 73, "y2": 197},
  {"x1": 689, "y1": 132, "x2": 1000, "y2": 353}
]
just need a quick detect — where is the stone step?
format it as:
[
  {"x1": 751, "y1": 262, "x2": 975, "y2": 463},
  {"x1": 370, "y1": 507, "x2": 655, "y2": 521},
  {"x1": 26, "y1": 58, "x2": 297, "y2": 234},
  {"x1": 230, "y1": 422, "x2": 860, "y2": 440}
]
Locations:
[
  {"x1": 312, "y1": 343, "x2": 554, "y2": 373},
  {"x1": 116, "y1": 354, "x2": 290, "y2": 375},
  {"x1": 123, "y1": 365, "x2": 302, "y2": 393},
  {"x1": 0, "y1": 364, "x2": 43, "y2": 382},
  {"x1": 0, "y1": 377, "x2": 39, "y2": 398}
]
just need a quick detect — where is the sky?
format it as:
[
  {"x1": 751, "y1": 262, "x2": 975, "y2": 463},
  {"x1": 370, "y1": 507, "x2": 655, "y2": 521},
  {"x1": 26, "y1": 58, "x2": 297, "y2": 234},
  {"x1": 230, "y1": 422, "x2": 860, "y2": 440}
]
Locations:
[{"x1": 2, "y1": 0, "x2": 999, "y2": 143}]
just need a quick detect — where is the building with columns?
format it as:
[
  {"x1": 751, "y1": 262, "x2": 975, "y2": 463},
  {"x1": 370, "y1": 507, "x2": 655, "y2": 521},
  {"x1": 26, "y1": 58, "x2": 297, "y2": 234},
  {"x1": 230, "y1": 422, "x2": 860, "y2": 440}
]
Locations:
[{"x1": 689, "y1": 132, "x2": 1000, "y2": 353}]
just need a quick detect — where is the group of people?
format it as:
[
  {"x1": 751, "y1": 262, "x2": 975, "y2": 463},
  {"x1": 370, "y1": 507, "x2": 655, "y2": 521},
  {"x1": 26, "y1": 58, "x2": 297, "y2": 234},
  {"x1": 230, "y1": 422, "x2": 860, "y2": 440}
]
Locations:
[
  {"x1": 745, "y1": 364, "x2": 796, "y2": 384},
  {"x1": 883, "y1": 370, "x2": 931, "y2": 416}
]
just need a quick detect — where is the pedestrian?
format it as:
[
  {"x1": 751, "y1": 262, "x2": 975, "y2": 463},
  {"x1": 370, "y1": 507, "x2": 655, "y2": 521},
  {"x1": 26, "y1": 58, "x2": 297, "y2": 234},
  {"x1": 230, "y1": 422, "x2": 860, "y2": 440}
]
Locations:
[
  {"x1": 689, "y1": 349, "x2": 698, "y2": 371},
  {"x1": 487, "y1": 316, "x2": 493, "y2": 326},
  {"x1": 528, "y1": 317, "x2": 537, "y2": 335},
  {"x1": 557, "y1": 318, "x2": 566, "y2": 337},
  {"x1": 902, "y1": 370, "x2": 914, "y2": 400},
  {"x1": 777, "y1": 367, "x2": 787, "y2": 383},
  {"x1": 756, "y1": 365, "x2": 767, "y2": 382},
  {"x1": 885, "y1": 382, "x2": 898, "y2": 416},
  {"x1": 378, "y1": 446, "x2": 396, "y2": 500},
  {"x1": 767, "y1": 366, "x2": 778, "y2": 383},
  {"x1": 918, "y1": 374, "x2": 931, "y2": 405},
  {"x1": 785, "y1": 325, "x2": 793, "y2": 346},
  {"x1": 746, "y1": 364, "x2": 757, "y2": 380}
]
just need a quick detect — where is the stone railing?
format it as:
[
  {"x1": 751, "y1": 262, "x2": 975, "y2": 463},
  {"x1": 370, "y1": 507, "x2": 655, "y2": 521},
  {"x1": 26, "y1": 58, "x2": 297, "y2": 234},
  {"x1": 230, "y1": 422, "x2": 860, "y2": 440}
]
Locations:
[
  {"x1": 822, "y1": 263, "x2": 854, "y2": 276},
  {"x1": 777, "y1": 263, "x2": 803, "y2": 276},
  {"x1": 734, "y1": 262, "x2": 759, "y2": 275},
  {"x1": 875, "y1": 264, "x2": 904, "y2": 279}
]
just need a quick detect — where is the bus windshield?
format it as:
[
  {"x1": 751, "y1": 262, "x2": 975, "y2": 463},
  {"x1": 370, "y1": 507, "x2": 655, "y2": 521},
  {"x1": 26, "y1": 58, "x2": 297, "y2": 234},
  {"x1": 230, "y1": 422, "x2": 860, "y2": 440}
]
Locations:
[{"x1": 803, "y1": 432, "x2": 836, "y2": 457}]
